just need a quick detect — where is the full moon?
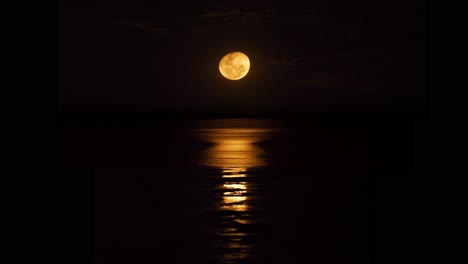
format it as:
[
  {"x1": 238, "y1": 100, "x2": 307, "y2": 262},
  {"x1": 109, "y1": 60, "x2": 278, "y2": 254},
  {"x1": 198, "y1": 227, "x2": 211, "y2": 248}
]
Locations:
[{"x1": 219, "y1": 51, "x2": 250, "y2": 80}]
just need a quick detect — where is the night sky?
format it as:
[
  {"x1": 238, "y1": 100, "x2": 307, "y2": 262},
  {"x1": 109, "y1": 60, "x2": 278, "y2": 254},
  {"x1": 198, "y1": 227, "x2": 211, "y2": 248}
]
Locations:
[{"x1": 59, "y1": 1, "x2": 426, "y2": 114}]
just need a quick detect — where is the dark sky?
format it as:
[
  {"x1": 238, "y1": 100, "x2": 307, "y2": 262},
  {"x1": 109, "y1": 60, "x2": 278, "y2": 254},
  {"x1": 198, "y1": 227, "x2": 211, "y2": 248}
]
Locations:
[{"x1": 59, "y1": 0, "x2": 426, "y2": 113}]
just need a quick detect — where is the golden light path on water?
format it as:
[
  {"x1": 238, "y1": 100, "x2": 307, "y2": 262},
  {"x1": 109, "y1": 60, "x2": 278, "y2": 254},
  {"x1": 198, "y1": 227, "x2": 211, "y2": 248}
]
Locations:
[{"x1": 193, "y1": 119, "x2": 277, "y2": 263}]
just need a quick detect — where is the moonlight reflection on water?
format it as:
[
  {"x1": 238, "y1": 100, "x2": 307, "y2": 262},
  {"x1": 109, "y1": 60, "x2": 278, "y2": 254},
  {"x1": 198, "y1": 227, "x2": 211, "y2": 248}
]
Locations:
[{"x1": 192, "y1": 119, "x2": 278, "y2": 263}]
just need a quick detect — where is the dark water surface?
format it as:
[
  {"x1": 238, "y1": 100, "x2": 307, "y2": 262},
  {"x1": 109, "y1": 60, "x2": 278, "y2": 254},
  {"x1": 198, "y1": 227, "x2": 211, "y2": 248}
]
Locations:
[{"x1": 59, "y1": 116, "x2": 417, "y2": 263}]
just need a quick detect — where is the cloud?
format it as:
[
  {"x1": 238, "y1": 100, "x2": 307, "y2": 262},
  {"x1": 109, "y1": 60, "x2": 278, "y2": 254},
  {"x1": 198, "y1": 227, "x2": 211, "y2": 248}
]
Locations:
[
  {"x1": 295, "y1": 74, "x2": 349, "y2": 88},
  {"x1": 104, "y1": 20, "x2": 169, "y2": 34},
  {"x1": 270, "y1": 59, "x2": 299, "y2": 67},
  {"x1": 296, "y1": 79, "x2": 324, "y2": 87},
  {"x1": 200, "y1": 9, "x2": 240, "y2": 18},
  {"x1": 60, "y1": 3, "x2": 328, "y2": 38},
  {"x1": 61, "y1": 4, "x2": 382, "y2": 39}
]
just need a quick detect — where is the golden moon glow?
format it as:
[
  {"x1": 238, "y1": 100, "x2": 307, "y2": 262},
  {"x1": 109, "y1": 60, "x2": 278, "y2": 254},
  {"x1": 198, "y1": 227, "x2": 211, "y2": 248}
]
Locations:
[{"x1": 219, "y1": 51, "x2": 250, "y2": 80}]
